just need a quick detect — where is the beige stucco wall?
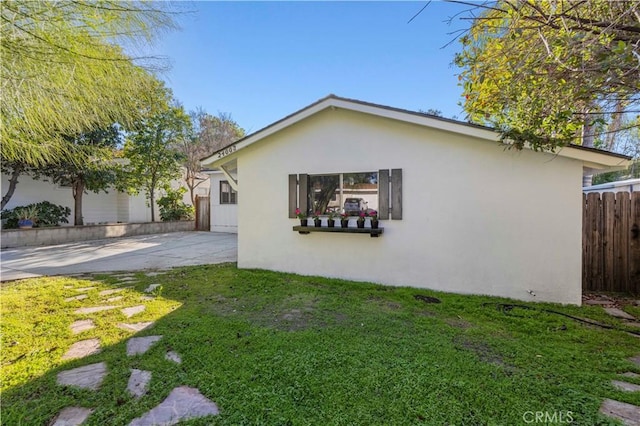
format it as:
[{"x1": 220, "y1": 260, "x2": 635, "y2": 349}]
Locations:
[{"x1": 236, "y1": 108, "x2": 583, "y2": 305}]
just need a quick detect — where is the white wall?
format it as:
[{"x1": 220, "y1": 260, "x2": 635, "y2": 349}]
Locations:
[
  {"x1": 209, "y1": 172, "x2": 238, "y2": 233},
  {"x1": 1, "y1": 173, "x2": 151, "y2": 224},
  {"x1": 583, "y1": 178, "x2": 639, "y2": 194},
  {"x1": 235, "y1": 108, "x2": 584, "y2": 305}
]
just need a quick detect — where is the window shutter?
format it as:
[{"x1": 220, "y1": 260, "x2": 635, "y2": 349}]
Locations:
[
  {"x1": 288, "y1": 174, "x2": 297, "y2": 218},
  {"x1": 298, "y1": 174, "x2": 309, "y2": 214},
  {"x1": 391, "y1": 169, "x2": 403, "y2": 220},
  {"x1": 378, "y1": 169, "x2": 389, "y2": 220}
]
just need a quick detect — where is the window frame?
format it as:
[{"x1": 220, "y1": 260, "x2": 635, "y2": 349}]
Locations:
[{"x1": 219, "y1": 180, "x2": 237, "y2": 205}]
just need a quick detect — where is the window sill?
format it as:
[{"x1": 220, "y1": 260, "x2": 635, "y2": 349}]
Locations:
[{"x1": 292, "y1": 226, "x2": 383, "y2": 238}]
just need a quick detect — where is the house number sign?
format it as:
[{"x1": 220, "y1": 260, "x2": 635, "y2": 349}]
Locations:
[{"x1": 217, "y1": 144, "x2": 237, "y2": 159}]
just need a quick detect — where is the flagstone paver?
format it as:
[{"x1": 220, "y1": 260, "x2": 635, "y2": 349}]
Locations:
[
  {"x1": 75, "y1": 287, "x2": 96, "y2": 292},
  {"x1": 118, "y1": 277, "x2": 137, "y2": 282},
  {"x1": 140, "y1": 296, "x2": 154, "y2": 301},
  {"x1": 128, "y1": 386, "x2": 219, "y2": 426},
  {"x1": 605, "y1": 308, "x2": 636, "y2": 320},
  {"x1": 145, "y1": 272, "x2": 166, "y2": 277},
  {"x1": 612, "y1": 380, "x2": 640, "y2": 392},
  {"x1": 585, "y1": 300, "x2": 614, "y2": 306},
  {"x1": 121, "y1": 305, "x2": 145, "y2": 318},
  {"x1": 631, "y1": 355, "x2": 640, "y2": 367},
  {"x1": 62, "y1": 339, "x2": 101, "y2": 360},
  {"x1": 144, "y1": 284, "x2": 161, "y2": 293},
  {"x1": 74, "y1": 305, "x2": 118, "y2": 315},
  {"x1": 165, "y1": 351, "x2": 182, "y2": 364},
  {"x1": 107, "y1": 296, "x2": 123, "y2": 302},
  {"x1": 600, "y1": 399, "x2": 640, "y2": 426},
  {"x1": 65, "y1": 294, "x2": 88, "y2": 302},
  {"x1": 71, "y1": 319, "x2": 95, "y2": 335},
  {"x1": 51, "y1": 406, "x2": 94, "y2": 426},
  {"x1": 99, "y1": 289, "x2": 124, "y2": 296},
  {"x1": 57, "y1": 362, "x2": 107, "y2": 390},
  {"x1": 117, "y1": 322, "x2": 155, "y2": 333},
  {"x1": 622, "y1": 372, "x2": 640, "y2": 379},
  {"x1": 127, "y1": 369, "x2": 152, "y2": 398},
  {"x1": 126, "y1": 336, "x2": 162, "y2": 356}
]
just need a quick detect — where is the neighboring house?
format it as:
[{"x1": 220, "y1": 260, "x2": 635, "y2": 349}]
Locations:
[
  {"x1": 0, "y1": 170, "x2": 207, "y2": 226},
  {"x1": 205, "y1": 170, "x2": 238, "y2": 233},
  {"x1": 201, "y1": 95, "x2": 631, "y2": 305},
  {"x1": 582, "y1": 178, "x2": 639, "y2": 194}
]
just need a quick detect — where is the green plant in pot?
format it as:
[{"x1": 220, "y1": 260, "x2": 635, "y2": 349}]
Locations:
[
  {"x1": 369, "y1": 210, "x2": 379, "y2": 229},
  {"x1": 340, "y1": 212, "x2": 349, "y2": 228},
  {"x1": 295, "y1": 208, "x2": 308, "y2": 226},
  {"x1": 357, "y1": 210, "x2": 366, "y2": 228},
  {"x1": 312, "y1": 211, "x2": 322, "y2": 227},
  {"x1": 326, "y1": 210, "x2": 336, "y2": 228},
  {"x1": 15, "y1": 205, "x2": 40, "y2": 229}
]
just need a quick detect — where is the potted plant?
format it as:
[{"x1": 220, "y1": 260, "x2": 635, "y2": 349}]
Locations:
[
  {"x1": 340, "y1": 212, "x2": 349, "y2": 228},
  {"x1": 295, "y1": 208, "x2": 308, "y2": 226},
  {"x1": 357, "y1": 210, "x2": 366, "y2": 229},
  {"x1": 326, "y1": 210, "x2": 336, "y2": 228},
  {"x1": 16, "y1": 205, "x2": 40, "y2": 229},
  {"x1": 369, "y1": 210, "x2": 379, "y2": 229},
  {"x1": 312, "y1": 211, "x2": 322, "y2": 227}
]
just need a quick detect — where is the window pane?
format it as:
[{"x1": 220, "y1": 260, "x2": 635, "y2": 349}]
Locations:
[
  {"x1": 309, "y1": 175, "x2": 340, "y2": 215},
  {"x1": 343, "y1": 172, "x2": 378, "y2": 216}
]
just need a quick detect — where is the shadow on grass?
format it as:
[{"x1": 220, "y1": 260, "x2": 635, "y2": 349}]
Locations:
[{"x1": 2, "y1": 264, "x2": 640, "y2": 425}]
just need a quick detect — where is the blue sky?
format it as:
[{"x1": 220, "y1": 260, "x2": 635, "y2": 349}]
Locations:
[{"x1": 153, "y1": 1, "x2": 470, "y2": 134}]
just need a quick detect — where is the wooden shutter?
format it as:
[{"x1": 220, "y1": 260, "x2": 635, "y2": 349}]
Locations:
[
  {"x1": 288, "y1": 174, "x2": 297, "y2": 218},
  {"x1": 298, "y1": 174, "x2": 309, "y2": 215},
  {"x1": 391, "y1": 169, "x2": 403, "y2": 220},
  {"x1": 378, "y1": 169, "x2": 390, "y2": 220}
]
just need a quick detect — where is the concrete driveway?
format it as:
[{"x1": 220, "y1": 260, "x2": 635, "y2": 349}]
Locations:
[{"x1": 0, "y1": 231, "x2": 237, "y2": 282}]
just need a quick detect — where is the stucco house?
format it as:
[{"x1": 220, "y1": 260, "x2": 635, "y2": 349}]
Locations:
[{"x1": 201, "y1": 95, "x2": 630, "y2": 305}]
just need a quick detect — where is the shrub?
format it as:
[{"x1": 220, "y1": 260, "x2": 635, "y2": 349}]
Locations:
[
  {"x1": 157, "y1": 187, "x2": 194, "y2": 221},
  {"x1": 1, "y1": 201, "x2": 70, "y2": 228}
]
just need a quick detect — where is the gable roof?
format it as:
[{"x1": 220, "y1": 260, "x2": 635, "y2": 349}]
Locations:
[{"x1": 201, "y1": 94, "x2": 631, "y2": 171}]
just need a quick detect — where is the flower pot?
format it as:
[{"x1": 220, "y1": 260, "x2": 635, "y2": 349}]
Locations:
[
  {"x1": 341, "y1": 219, "x2": 349, "y2": 228},
  {"x1": 314, "y1": 219, "x2": 322, "y2": 227},
  {"x1": 371, "y1": 219, "x2": 379, "y2": 229},
  {"x1": 300, "y1": 219, "x2": 308, "y2": 227},
  {"x1": 357, "y1": 220, "x2": 365, "y2": 229},
  {"x1": 327, "y1": 219, "x2": 335, "y2": 228},
  {"x1": 18, "y1": 219, "x2": 34, "y2": 229}
]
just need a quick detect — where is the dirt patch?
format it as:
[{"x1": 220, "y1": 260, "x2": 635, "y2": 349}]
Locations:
[
  {"x1": 453, "y1": 335, "x2": 512, "y2": 371},
  {"x1": 445, "y1": 318, "x2": 473, "y2": 329}
]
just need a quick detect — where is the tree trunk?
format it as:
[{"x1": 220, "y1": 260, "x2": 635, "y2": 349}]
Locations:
[
  {"x1": 150, "y1": 188, "x2": 156, "y2": 222},
  {"x1": 582, "y1": 115, "x2": 595, "y2": 187},
  {"x1": 1, "y1": 164, "x2": 22, "y2": 210},
  {"x1": 73, "y1": 179, "x2": 85, "y2": 226}
]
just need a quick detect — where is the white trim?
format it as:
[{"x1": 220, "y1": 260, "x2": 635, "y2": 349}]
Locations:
[{"x1": 220, "y1": 165, "x2": 238, "y2": 191}]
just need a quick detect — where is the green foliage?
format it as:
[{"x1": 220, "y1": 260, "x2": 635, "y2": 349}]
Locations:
[
  {"x1": 157, "y1": 187, "x2": 194, "y2": 221},
  {"x1": 2, "y1": 266, "x2": 639, "y2": 424},
  {"x1": 1, "y1": 201, "x2": 70, "y2": 228},
  {"x1": 120, "y1": 93, "x2": 191, "y2": 221},
  {"x1": 455, "y1": 1, "x2": 640, "y2": 151},
  {"x1": 179, "y1": 110, "x2": 245, "y2": 204},
  {"x1": 1, "y1": 0, "x2": 176, "y2": 167}
]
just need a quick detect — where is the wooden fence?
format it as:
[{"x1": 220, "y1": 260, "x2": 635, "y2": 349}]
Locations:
[
  {"x1": 583, "y1": 191, "x2": 640, "y2": 293},
  {"x1": 195, "y1": 196, "x2": 210, "y2": 231}
]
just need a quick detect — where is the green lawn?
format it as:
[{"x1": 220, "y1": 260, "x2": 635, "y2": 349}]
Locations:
[{"x1": 2, "y1": 264, "x2": 639, "y2": 425}]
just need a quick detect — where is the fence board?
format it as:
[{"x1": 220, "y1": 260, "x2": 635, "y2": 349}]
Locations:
[
  {"x1": 630, "y1": 192, "x2": 640, "y2": 288},
  {"x1": 583, "y1": 191, "x2": 639, "y2": 294},
  {"x1": 195, "y1": 196, "x2": 210, "y2": 231}
]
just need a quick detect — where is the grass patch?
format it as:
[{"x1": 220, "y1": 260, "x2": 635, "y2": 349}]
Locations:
[{"x1": 2, "y1": 264, "x2": 639, "y2": 425}]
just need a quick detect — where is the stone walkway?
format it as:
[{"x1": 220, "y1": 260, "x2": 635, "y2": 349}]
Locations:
[
  {"x1": 51, "y1": 271, "x2": 220, "y2": 425},
  {"x1": 586, "y1": 295, "x2": 640, "y2": 425}
]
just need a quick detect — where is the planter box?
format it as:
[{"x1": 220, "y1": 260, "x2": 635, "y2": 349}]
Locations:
[{"x1": 0, "y1": 221, "x2": 195, "y2": 249}]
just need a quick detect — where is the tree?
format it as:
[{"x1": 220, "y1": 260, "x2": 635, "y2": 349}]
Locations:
[
  {"x1": 1, "y1": 0, "x2": 176, "y2": 206},
  {"x1": 176, "y1": 110, "x2": 245, "y2": 205},
  {"x1": 1, "y1": 0, "x2": 175, "y2": 165},
  {"x1": 122, "y1": 101, "x2": 190, "y2": 222},
  {"x1": 453, "y1": 0, "x2": 639, "y2": 152},
  {"x1": 32, "y1": 126, "x2": 122, "y2": 226}
]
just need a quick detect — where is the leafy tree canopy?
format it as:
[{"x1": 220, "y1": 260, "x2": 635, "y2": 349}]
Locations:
[
  {"x1": 454, "y1": 0, "x2": 640, "y2": 151},
  {"x1": 1, "y1": 0, "x2": 176, "y2": 166}
]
